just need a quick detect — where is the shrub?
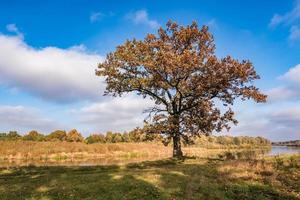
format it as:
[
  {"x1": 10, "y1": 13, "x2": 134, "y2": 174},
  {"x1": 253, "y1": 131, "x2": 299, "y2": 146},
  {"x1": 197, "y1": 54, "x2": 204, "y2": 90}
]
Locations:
[
  {"x1": 6, "y1": 131, "x2": 21, "y2": 140},
  {"x1": 128, "y1": 128, "x2": 145, "y2": 142},
  {"x1": 105, "y1": 131, "x2": 114, "y2": 143},
  {"x1": 85, "y1": 134, "x2": 106, "y2": 144},
  {"x1": 23, "y1": 130, "x2": 45, "y2": 141},
  {"x1": 66, "y1": 129, "x2": 84, "y2": 142},
  {"x1": 46, "y1": 130, "x2": 67, "y2": 141},
  {"x1": 274, "y1": 156, "x2": 284, "y2": 169},
  {"x1": 216, "y1": 136, "x2": 233, "y2": 145},
  {"x1": 233, "y1": 137, "x2": 241, "y2": 145},
  {"x1": 122, "y1": 132, "x2": 130, "y2": 142},
  {"x1": 112, "y1": 133, "x2": 123, "y2": 143},
  {"x1": 0, "y1": 133, "x2": 7, "y2": 140}
]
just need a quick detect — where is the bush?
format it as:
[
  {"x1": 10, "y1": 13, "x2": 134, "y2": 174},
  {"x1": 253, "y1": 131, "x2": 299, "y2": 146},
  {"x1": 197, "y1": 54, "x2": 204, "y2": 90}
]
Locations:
[
  {"x1": 122, "y1": 132, "x2": 130, "y2": 142},
  {"x1": 233, "y1": 137, "x2": 241, "y2": 145},
  {"x1": 112, "y1": 133, "x2": 123, "y2": 143},
  {"x1": 46, "y1": 130, "x2": 67, "y2": 141},
  {"x1": 105, "y1": 131, "x2": 114, "y2": 143},
  {"x1": 66, "y1": 129, "x2": 84, "y2": 142},
  {"x1": 0, "y1": 133, "x2": 7, "y2": 140},
  {"x1": 23, "y1": 130, "x2": 45, "y2": 141},
  {"x1": 85, "y1": 134, "x2": 106, "y2": 144},
  {"x1": 6, "y1": 131, "x2": 21, "y2": 140},
  {"x1": 128, "y1": 128, "x2": 145, "y2": 142}
]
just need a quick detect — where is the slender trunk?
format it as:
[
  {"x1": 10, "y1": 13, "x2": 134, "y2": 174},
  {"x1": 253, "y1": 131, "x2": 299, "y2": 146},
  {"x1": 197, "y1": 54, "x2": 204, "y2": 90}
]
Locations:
[{"x1": 171, "y1": 115, "x2": 183, "y2": 158}]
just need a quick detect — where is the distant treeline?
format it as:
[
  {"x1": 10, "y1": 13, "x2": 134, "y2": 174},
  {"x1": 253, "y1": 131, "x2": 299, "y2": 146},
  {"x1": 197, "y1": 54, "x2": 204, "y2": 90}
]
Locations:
[
  {"x1": 272, "y1": 140, "x2": 300, "y2": 147},
  {"x1": 195, "y1": 135, "x2": 271, "y2": 147},
  {"x1": 0, "y1": 128, "x2": 161, "y2": 144},
  {"x1": 0, "y1": 129, "x2": 271, "y2": 146}
]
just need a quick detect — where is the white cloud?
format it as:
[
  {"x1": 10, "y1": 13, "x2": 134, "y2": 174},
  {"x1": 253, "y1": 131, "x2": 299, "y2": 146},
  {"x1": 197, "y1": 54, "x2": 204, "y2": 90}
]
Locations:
[
  {"x1": 270, "y1": 107, "x2": 300, "y2": 125},
  {"x1": 0, "y1": 105, "x2": 58, "y2": 133},
  {"x1": 269, "y1": 1, "x2": 300, "y2": 28},
  {"x1": 71, "y1": 95, "x2": 154, "y2": 133},
  {"x1": 269, "y1": 14, "x2": 284, "y2": 28},
  {"x1": 127, "y1": 10, "x2": 160, "y2": 29},
  {"x1": 0, "y1": 33, "x2": 105, "y2": 103},
  {"x1": 267, "y1": 86, "x2": 298, "y2": 102},
  {"x1": 280, "y1": 64, "x2": 300, "y2": 84},
  {"x1": 90, "y1": 12, "x2": 104, "y2": 23},
  {"x1": 6, "y1": 24, "x2": 18, "y2": 33},
  {"x1": 229, "y1": 63, "x2": 300, "y2": 141},
  {"x1": 6, "y1": 23, "x2": 23, "y2": 38},
  {"x1": 264, "y1": 64, "x2": 300, "y2": 102},
  {"x1": 228, "y1": 102, "x2": 300, "y2": 142},
  {"x1": 289, "y1": 25, "x2": 300, "y2": 41}
]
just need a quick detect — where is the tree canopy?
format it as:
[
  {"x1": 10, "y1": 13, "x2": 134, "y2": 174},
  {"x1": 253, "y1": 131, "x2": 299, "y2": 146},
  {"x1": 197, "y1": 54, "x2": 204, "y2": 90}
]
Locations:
[{"x1": 96, "y1": 21, "x2": 267, "y2": 157}]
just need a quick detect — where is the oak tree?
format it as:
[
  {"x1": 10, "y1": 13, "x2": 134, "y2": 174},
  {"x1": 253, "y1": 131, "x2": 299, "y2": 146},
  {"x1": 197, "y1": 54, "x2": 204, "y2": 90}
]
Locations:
[{"x1": 96, "y1": 21, "x2": 267, "y2": 158}]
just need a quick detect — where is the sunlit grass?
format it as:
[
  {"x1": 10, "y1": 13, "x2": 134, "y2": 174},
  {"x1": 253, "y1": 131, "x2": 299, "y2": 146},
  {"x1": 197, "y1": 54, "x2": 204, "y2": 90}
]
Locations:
[
  {"x1": 0, "y1": 140, "x2": 268, "y2": 167},
  {"x1": 0, "y1": 153, "x2": 299, "y2": 199}
]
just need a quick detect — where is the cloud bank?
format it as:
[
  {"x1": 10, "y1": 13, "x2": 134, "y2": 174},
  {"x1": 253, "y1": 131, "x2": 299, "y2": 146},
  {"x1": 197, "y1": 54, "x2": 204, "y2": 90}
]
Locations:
[
  {"x1": 71, "y1": 95, "x2": 154, "y2": 133},
  {"x1": 0, "y1": 105, "x2": 58, "y2": 133},
  {"x1": 230, "y1": 63, "x2": 300, "y2": 141},
  {"x1": 0, "y1": 34, "x2": 104, "y2": 103}
]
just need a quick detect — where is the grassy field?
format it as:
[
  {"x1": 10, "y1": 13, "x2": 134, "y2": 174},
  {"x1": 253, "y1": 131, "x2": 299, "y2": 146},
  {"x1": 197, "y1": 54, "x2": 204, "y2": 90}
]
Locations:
[
  {"x1": 0, "y1": 141, "x2": 299, "y2": 200},
  {"x1": 0, "y1": 154, "x2": 299, "y2": 200},
  {"x1": 0, "y1": 141, "x2": 265, "y2": 167}
]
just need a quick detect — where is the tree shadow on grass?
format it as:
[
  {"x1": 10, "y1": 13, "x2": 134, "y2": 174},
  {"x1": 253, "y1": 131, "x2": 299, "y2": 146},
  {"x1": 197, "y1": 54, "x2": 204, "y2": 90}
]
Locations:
[
  {"x1": 0, "y1": 158, "x2": 299, "y2": 200},
  {"x1": 0, "y1": 164, "x2": 165, "y2": 200}
]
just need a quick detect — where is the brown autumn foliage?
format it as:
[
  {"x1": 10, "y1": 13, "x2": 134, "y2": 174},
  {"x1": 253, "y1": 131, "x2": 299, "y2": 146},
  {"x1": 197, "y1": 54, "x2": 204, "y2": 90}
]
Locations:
[
  {"x1": 97, "y1": 20, "x2": 267, "y2": 157},
  {"x1": 66, "y1": 129, "x2": 84, "y2": 142}
]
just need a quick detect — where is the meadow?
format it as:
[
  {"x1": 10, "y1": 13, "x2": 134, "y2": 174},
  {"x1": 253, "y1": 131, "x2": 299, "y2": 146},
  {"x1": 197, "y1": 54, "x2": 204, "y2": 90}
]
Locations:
[
  {"x1": 0, "y1": 135, "x2": 270, "y2": 166},
  {"x1": 0, "y1": 151, "x2": 299, "y2": 200},
  {"x1": 0, "y1": 140, "x2": 299, "y2": 199}
]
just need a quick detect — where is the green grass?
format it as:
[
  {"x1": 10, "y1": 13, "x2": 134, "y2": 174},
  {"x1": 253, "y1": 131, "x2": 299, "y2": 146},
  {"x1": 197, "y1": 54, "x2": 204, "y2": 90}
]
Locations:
[{"x1": 0, "y1": 154, "x2": 299, "y2": 200}]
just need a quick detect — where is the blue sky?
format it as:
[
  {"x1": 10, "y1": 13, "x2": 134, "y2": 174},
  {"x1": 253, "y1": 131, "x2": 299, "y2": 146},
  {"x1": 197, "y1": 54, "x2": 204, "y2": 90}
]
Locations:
[{"x1": 0, "y1": 0, "x2": 299, "y2": 141}]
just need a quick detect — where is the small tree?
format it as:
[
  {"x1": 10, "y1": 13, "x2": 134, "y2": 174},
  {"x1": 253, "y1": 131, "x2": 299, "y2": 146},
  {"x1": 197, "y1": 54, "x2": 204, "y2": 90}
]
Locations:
[
  {"x1": 105, "y1": 131, "x2": 114, "y2": 143},
  {"x1": 122, "y1": 132, "x2": 130, "y2": 142},
  {"x1": 112, "y1": 132, "x2": 123, "y2": 143},
  {"x1": 128, "y1": 128, "x2": 145, "y2": 142},
  {"x1": 0, "y1": 133, "x2": 6, "y2": 140},
  {"x1": 23, "y1": 130, "x2": 45, "y2": 141},
  {"x1": 85, "y1": 134, "x2": 106, "y2": 144},
  {"x1": 66, "y1": 129, "x2": 84, "y2": 142},
  {"x1": 7, "y1": 131, "x2": 21, "y2": 140},
  {"x1": 96, "y1": 21, "x2": 266, "y2": 158},
  {"x1": 46, "y1": 130, "x2": 67, "y2": 141}
]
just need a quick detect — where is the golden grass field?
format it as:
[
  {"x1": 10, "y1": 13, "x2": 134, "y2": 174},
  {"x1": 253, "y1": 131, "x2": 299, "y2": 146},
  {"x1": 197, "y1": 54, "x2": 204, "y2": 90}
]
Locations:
[
  {"x1": 0, "y1": 141, "x2": 242, "y2": 167},
  {"x1": 0, "y1": 141, "x2": 299, "y2": 199}
]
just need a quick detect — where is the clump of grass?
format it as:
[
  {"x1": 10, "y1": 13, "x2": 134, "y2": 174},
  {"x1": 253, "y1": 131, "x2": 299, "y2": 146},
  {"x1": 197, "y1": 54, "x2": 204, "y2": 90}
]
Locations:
[
  {"x1": 289, "y1": 155, "x2": 299, "y2": 168},
  {"x1": 274, "y1": 155, "x2": 285, "y2": 169}
]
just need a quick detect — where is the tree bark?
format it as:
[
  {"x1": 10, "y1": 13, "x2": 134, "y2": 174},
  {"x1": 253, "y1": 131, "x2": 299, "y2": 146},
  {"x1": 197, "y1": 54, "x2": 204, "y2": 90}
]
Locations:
[
  {"x1": 171, "y1": 115, "x2": 183, "y2": 158},
  {"x1": 173, "y1": 133, "x2": 183, "y2": 158}
]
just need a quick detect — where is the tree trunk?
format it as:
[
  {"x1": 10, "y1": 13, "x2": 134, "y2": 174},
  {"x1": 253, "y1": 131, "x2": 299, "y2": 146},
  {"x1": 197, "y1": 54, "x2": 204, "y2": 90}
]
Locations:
[
  {"x1": 171, "y1": 115, "x2": 183, "y2": 158},
  {"x1": 173, "y1": 134, "x2": 183, "y2": 158}
]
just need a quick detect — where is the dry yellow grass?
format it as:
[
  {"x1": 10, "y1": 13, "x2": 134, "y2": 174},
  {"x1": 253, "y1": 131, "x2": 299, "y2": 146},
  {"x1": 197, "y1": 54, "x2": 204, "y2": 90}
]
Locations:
[
  {"x1": 0, "y1": 141, "x2": 243, "y2": 167},
  {"x1": 0, "y1": 141, "x2": 172, "y2": 164}
]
